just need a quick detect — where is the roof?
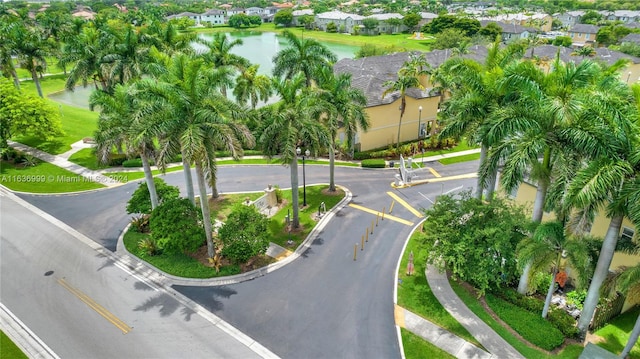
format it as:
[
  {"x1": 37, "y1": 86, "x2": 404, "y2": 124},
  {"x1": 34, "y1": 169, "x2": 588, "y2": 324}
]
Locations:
[
  {"x1": 480, "y1": 20, "x2": 535, "y2": 34},
  {"x1": 333, "y1": 46, "x2": 488, "y2": 107},
  {"x1": 367, "y1": 13, "x2": 403, "y2": 21},
  {"x1": 292, "y1": 9, "x2": 314, "y2": 16},
  {"x1": 527, "y1": 44, "x2": 640, "y2": 66},
  {"x1": 568, "y1": 24, "x2": 599, "y2": 34},
  {"x1": 202, "y1": 9, "x2": 224, "y2": 15},
  {"x1": 621, "y1": 33, "x2": 640, "y2": 44},
  {"x1": 420, "y1": 12, "x2": 438, "y2": 19},
  {"x1": 316, "y1": 11, "x2": 365, "y2": 21}
]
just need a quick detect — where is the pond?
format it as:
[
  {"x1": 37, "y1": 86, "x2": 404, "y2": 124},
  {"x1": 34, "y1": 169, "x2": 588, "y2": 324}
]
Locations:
[{"x1": 49, "y1": 32, "x2": 359, "y2": 109}]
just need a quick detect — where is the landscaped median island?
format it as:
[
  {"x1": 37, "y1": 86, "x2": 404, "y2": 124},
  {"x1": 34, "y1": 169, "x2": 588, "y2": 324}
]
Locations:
[{"x1": 123, "y1": 183, "x2": 345, "y2": 278}]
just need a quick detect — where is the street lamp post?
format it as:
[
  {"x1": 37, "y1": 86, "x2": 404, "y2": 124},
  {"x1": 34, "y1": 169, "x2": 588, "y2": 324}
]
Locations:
[
  {"x1": 296, "y1": 147, "x2": 310, "y2": 207},
  {"x1": 417, "y1": 106, "x2": 423, "y2": 139}
]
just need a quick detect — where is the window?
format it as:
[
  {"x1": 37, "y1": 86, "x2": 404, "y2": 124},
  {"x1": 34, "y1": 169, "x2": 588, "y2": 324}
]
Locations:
[
  {"x1": 618, "y1": 227, "x2": 635, "y2": 251},
  {"x1": 586, "y1": 33, "x2": 590, "y2": 40}
]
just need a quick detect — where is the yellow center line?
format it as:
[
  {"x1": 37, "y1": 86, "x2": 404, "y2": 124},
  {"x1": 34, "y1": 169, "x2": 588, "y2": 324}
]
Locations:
[
  {"x1": 386, "y1": 191, "x2": 424, "y2": 218},
  {"x1": 57, "y1": 278, "x2": 132, "y2": 334},
  {"x1": 428, "y1": 167, "x2": 442, "y2": 178},
  {"x1": 348, "y1": 203, "x2": 414, "y2": 226}
]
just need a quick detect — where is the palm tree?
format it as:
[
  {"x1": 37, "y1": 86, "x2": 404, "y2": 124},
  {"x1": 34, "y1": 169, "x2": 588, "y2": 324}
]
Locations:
[
  {"x1": 62, "y1": 26, "x2": 110, "y2": 91},
  {"x1": 571, "y1": 46, "x2": 596, "y2": 60},
  {"x1": 315, "y1": 66, "x2": 370, "y2": 192},
  {"x1": 482, "y1": 58, "x2": 623, "y2": 294},
  {"x1": 0, "y1": 21, "x2": 21, "y2": 90},
  {"x1": 146, "y1": 21, "x2": 197, "y2": 55},
  {"x1": 199, "y1": 32, "x2": 249, "y2": 97},
  {"x1": 437, "y1": 39, "x2": 524, "y2": 200},
  {"x1": 516, "y1": 221, "x2": 594, "y2": 318},
  {"x1": 272, "y1": 30, "x2": 337, "y2": 87},
  {"x1": 13, "y1": 23, "x2": 51, "y2": 97},
  {"x1": 259, "y1": 73, "x2": 330, "y2": 228},
  {"x1": 382, "y1": 53, "x2": 428, "y2": 157},
  {"x1": 90, "y1": 83, "x2": 159, "y2": 209},
  {"x1": 102, "y1": 24, "x2": 150, "y2": 90},
  {"x1": 134, "y1": 54, "x2": 254, "y2": 259},
  {"x1": 233, "y1": 64, "x2": 272, "y2": 109},
  {"x1": 563, "y1": 77, "x2": 640, "y2": 338}
]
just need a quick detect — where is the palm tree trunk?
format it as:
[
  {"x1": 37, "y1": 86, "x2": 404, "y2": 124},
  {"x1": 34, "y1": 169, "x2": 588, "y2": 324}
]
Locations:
[
  {"x1": 290, "y1": 155, "x2": 300, "y2": 229},
  {"x1": 329, "y1": 144, "x2": 336, "y2": 192},
  {"x1": 31, "y1": 67, "x2": 43, "y2": 98},
  {"x1": 396, "y1": 113, "x2": 404, "y2": 157},
  {"x1": 140, "y1": 152, "x2": 159, "y2": 210},
  {"x1": 578, "y1": 214, "x2": 624, "y2": 338},
  {"x1": 476, "y1": 145, "x2": 488, "y2": 200},
  {"x1": 542, "y1": 257, "x2": 560, "y2": 319},
  {"x1": 532, "y1": 178, "x2": 549, "y2": 222},
  {"x1": 181, "y1": 152, "x2": 195, "y2": 205},
  {"x1": 486, "y1": 168, "x2": 497, "y2": 201},
  {"x1": 195, "y1": 161, "x2": 215, "y2": 258},
  {"x1": 10, "y1": 68, "x2": 20, "y2": 90},
  {"x1": 518, "y1": 262, "x2": 533, "y2": 295},
  {"x1": 620, "y1": 313, "x2": 640, "y2": 358}
]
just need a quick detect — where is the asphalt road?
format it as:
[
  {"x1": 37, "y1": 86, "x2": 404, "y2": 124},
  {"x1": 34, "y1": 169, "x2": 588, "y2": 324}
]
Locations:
[
  {"x1": 0, "y1": 190, "x2": 269, "y2": 359},
  {"x1": 14, "y1": 160, "x2": 479, "y2": 358}
]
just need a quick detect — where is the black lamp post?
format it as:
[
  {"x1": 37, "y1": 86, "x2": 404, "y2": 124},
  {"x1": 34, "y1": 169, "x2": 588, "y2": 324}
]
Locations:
[
  {"x1": 417, "y1": 105, "x2": 423, "y2": 139},
  {"x1": 297, "y1": 147, "x2": 310, "y2": 207}
]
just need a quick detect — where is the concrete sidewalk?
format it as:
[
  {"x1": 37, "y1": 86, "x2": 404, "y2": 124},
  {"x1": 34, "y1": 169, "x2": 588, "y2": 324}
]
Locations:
[
  {"x1": 8, "y1": 141, "x2": 122, "y2": 188},
  {"x1": 426, "y1": 265, "x2": 526, "y2": 359}
]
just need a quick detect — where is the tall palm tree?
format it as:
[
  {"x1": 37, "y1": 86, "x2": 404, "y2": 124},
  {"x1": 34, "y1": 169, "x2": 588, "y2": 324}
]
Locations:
[
  {"x1": 482, "y1": 58, "x2": 622, "y2": 294},
  {"x1": 259, "y1": 73, "x2": 330, "y2": 229},
  {"x1": 272, "y1": 30, "x2": 337, "y2": 87},
  {"x1": 315, "y1": 66, "x2": 369, "y2": 192},
  {"x1": 134, "y1": 54, "x2": 254, "y2": 259},
  {"x1": 382, "y1": 53, "x2": 427, "y2": 157},
  {"x1": 102, "y1": 24, "x2": 150, "y2": 90},
  {"x1": 233, "y1": 64, "x2": 272, "y2": 109},
  {"x1": 571, "y1": 46, "x2": 596, "y2": 60},
  {"x1": 13, "y1": 23, "x2": 51, "y2": 97},
  {"x1": 62, "y1": 26, "x2": 110, "y2": 91},
  {"x1": 0, "y1": 21, "x2": 21, "y2": 90},
  {"x1": 199, "y1": 32, "x2": 249, "y2": 97},
  {"x1": 438, "y1": 39, "x2": 524, "y2": 200},
  {"x1": 90, "y1": 83, "x2": 159, "y2": 209},
  {"x1": 516, "y1": 221, "x2": 594, "y2": 318}
]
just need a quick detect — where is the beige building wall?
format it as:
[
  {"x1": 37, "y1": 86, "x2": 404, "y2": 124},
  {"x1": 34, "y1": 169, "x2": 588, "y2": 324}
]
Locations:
[{"x1": 356, "y1": 96, "x2": 439, "y2": 151}]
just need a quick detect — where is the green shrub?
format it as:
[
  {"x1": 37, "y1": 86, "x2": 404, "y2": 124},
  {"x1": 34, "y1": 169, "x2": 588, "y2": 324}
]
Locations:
[
  {"x1": 548, "y1": 307, "x2": 580, "y2": 338},
  {"x1": 130, "y1": 214, "x2": 150, "y2": 233},
  {"x1": 486, "y1": 293, "x2": 565, "y2": 350},
  {"x1": 274, "y1": 185, "x2": 283, "y2": 204},
  {"x1": 566, "y1": 290, "x2": 587, "y2": 310},
  {"x1": 122, "y1": 158, "x2": 143, "y2": 167},
  {"x1": 530, "y1": 271, "x2": 553, "y2": 295},
  {"x1": 127, "y1": 178, "x2": 180, "y2": 214},
  {"x1": 218, "y1": 203, "x2": 270, "y2": 264},
  {"x1": 150, "y1": 198, "x2": 205, "y2": 255},
  {"x1": 108, "y1": 153, "x2": 128, "y2": 166},
  {"x1": 361, "y1": 159, "x2": 386, "y2": 168},
  {"x1": 138, "y1": 236, "x2": 159, "y2": 256}
]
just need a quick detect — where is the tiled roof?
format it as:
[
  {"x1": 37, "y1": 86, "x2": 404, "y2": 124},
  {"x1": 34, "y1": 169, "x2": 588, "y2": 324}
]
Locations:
[
  {"x1": 333, "y1": 47, "x2": 488, "y2": 107},
  {"x1": 527, "y1": 45, "x2": 640, "y2": 65},
  {"x1": 316, "y1": 10, "x2": 365, "y2": 21},
  {"x1": 367, "y1": 13, "x2": 403, "y2": 21},
  {"x1": 568, "y1": 24, "x2": 599, "y2": 34},
  {"x1": 621, "y1": 33, "x2": 640, "y2": 44},
  {"x1": 480, "y1": 20, "x2": 535, "y2": 34}
]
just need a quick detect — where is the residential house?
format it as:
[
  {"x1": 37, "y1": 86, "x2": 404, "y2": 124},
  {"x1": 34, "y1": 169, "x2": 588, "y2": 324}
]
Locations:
[
  {"x1": 226, "y1": 8, "x2": 245, "y2": 17},
  {"x1": 201, "y1": 10, "x2": 225, "y2": 25},
  {"x1": 480, "y1": 20, "x2": 535, "y2": 42},
  {"x1": 604, "y1": 10, "x2": 640, "y2": 24},
  {"x1": 554, "y1": 10, "x2": 586, "y2": 29},
  {"x1": 419, "y1": 12, "x2": 438, "y2": 28},
  {"x1": 567, "y1": 24, "x2": 599, "y2": 47},
  {"x1": 333, "y1": 47, "x2": 489, "y2": 151},
  {"x1": 366, "y1": 13, "x2": 406, "y2": 34},
  {"x1": 166, "y1": 12, "x2": 202, "y2": 24},
  {"x1": 263, "y1": 6, "x2": 280, "y2": 22},
  {"x1": 315, "y1": 11, "x2": 364, "y2": 34},
  {"x1": 292, "y1": 9, "x2": 314, "y2": 26},
  {"x1": 621, "y1": 33, "x2": 640, "y2": 45},
  {"x1": 245, "y1": 7, "x2": 264, "y2": 16},
  {"x1": 479, "y1": 12, "x2": 553, "y2": 32}
]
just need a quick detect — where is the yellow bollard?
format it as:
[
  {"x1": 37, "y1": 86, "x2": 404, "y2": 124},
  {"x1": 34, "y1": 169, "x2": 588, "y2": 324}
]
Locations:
[
  {"x1": 354, "y1": 244, "x2": 358, "y2": 261},
  {"x1": 382, "y1": 207, "x2": 385, "y2": 221},
  {"x1": 371, "y1": 220, "x2": 374, "y2": 234},
  {"x1": 361, "y1": 235, "x2": 365, "y2": 250},
  {"x1": 376, "y1": 212, "x2": 379, "y2": 226},
  {"x1": 366, "y1": 230, "x2": 369, "y2": 242},
  {"x1": 389, "y1": 200, "x2": 396, "y2": 214},
  {"x1": 362, "y1": 234, "x2": 365, "y2": 245}
]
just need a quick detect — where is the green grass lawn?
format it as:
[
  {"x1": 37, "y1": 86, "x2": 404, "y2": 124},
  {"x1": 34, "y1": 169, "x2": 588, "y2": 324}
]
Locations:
[
  {"x1": 0, "y1": 160, "x2": 105, "y2": 193},
  {"x1": 67, "y1": 148, "x2": 104, "y2": 170},
  {"x1": 439, "y1": 153, "x2": 482, "y2": 165},
  {"x1": 593, "y1": 306, "x2": 640, "y2": 358},
  {"x1": 397, "y1": 228, "x2": 482, "y2": 347},
  {"x1": 123, "y1": 185, "x2": 345, "y2": 278},
  {"x1": 19, "y1": 74, "x2": 68, "y2": 96},
  {"x1": 195, "y1": 23, "x2": 434, "y2": 52},
  {"x1": 401, "y1": 328, "x2": 455, "y2": 359},
  {"x1": 1, "y1": 330, "x2": 28, "y2": 359}
]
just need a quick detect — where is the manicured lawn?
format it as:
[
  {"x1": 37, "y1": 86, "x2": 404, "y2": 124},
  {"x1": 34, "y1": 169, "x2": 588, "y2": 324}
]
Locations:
[
  {"x1": 67, "y1": 147, "x2": 105, "y2": 170},
  {"x1": 19, "y1": 74, "x2": 68, "y2": 96},
  {"x1": 0, "y1": 160, "x2": 105, "y2": 193},
  {"x1": 594, "y1": 306, "x2": 640, "y2": 358},
  {"x1": 401, "y1": 328, "x2": 455, "y2": 359},
  {"x1": 439, "y1": 153, "x2": 482, "y2": 165},
  {"x1": 123, "y1": 185, "x2": 345, "y2": 278},
  {"x1": 450, "y1": 281, "x2": 584, "y2": 359},
  {"x1": 397, "y1": 228, "x2": 481, "y2": 346},
  {"x1": 209, "y1": 192, "x2": 264, "y2": 221},
  {"x1": 1, "y1": 330, "x2": 28, "y2": 359},
  {"x1": 196, "y1": 23, "x2": 434, "y2": 52}
]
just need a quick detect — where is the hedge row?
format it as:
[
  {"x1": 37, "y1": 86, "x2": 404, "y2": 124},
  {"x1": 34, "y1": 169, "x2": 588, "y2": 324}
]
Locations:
[{"x1": 354, "y1": 137, "x2": 457, "y2": 160}]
